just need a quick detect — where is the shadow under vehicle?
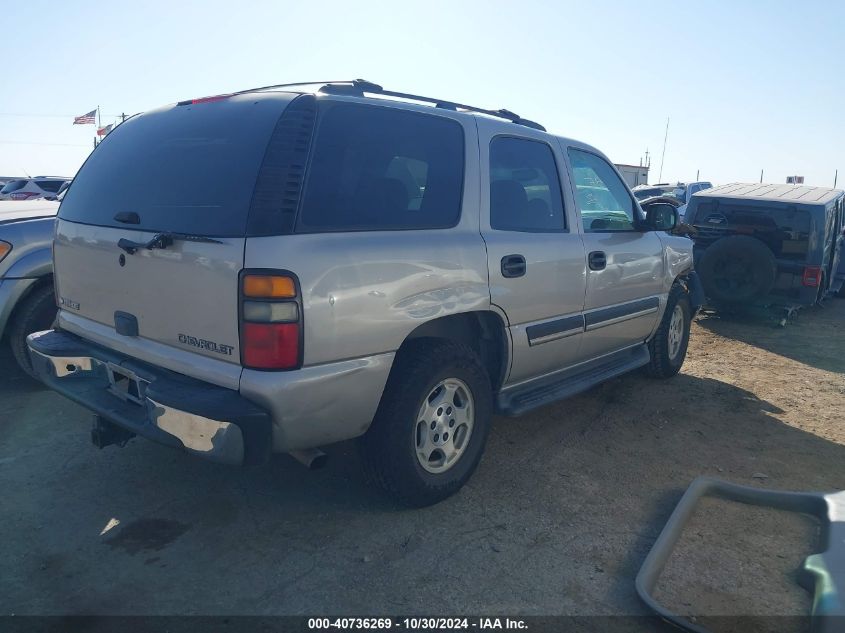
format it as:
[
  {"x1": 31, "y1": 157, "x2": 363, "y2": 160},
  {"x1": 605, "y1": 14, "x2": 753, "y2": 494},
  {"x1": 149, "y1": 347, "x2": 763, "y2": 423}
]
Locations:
[{"x1": 686, "y1": 183, "x2": 844, "y2": 310}]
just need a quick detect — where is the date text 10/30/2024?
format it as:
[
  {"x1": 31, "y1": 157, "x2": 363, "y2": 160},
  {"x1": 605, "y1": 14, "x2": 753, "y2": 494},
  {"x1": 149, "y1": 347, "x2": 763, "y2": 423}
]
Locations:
[{"x1": 308, "y1": 618, "x2": 528, "y2": 630}]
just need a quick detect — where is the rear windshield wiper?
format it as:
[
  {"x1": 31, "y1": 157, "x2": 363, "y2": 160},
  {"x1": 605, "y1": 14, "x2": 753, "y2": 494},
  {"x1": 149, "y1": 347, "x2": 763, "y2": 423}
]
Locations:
[{"x1": 117, "y1": 232, "x2": 224, "y2": 255}]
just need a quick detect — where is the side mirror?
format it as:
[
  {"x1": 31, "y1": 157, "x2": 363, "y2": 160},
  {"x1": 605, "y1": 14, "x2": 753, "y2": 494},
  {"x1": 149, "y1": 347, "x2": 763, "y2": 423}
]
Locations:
[{"x1": 643, "y1": 202, "x2": 679, "y2": 232}]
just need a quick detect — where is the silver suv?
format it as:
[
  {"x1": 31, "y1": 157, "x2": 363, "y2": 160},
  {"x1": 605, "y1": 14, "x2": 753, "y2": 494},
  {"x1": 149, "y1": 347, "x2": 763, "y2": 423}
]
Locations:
[{"x1": 28, "y1": 80, "x2": 703, "y2": 506}]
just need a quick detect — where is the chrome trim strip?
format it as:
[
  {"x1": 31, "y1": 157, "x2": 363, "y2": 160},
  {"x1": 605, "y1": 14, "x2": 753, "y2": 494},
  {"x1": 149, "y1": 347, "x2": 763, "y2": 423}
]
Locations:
[
  {"x1": 585, "y1": 306, "x2": 659, "y2": 331},
  {"x1": 525, "y1": 313, "x2": 585, "y2": 346},
  {"x1": 529, "y1": 327, "x2": 582, "y2": 346}
]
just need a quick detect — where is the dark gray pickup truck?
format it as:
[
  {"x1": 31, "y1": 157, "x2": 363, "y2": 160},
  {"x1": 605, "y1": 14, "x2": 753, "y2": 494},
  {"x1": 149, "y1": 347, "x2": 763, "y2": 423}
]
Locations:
[{"x1": 0, "y1": 199, "x2": 59, "y2": 377}]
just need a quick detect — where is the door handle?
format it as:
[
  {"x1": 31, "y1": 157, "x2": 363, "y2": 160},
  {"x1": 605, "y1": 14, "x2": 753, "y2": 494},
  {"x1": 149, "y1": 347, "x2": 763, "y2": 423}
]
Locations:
[
  {"x1": 501, "y1": 254, "x2": 526, "y2": 278},
  {"x1": 588, "y1": 251, "x2": 607, "y2": 271}
]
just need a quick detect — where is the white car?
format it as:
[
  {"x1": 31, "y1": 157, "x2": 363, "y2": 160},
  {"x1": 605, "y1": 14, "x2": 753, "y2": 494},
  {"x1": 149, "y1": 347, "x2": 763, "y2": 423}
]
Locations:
[{"x1": 0, "y1": 177, "x2": 71, "y2": 201}]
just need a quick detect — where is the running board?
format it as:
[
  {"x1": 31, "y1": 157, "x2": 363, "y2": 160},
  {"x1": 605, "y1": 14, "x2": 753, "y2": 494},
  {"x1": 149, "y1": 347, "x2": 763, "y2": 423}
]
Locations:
[{"x1": 496, "y1": 344, "x2": 651, "y2": 416}]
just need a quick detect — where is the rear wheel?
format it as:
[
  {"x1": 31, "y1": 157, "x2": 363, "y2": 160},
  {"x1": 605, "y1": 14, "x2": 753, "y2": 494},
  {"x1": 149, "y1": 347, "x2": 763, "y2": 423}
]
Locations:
[
  {"x1": 9, "y1": 284, "x2": 57, "y2": 379},
  {"x1": 646, "y1": 284, "x2": 691, "y2": 379},
  {"x1": 359, "y1": 340, "x2": 492, "y2": 507}
]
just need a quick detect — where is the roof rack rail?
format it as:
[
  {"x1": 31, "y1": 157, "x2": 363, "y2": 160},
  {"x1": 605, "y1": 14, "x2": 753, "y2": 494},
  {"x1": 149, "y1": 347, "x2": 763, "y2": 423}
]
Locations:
[{"x1": 235, "y1": 79, "x2": 546, "y2": 131}]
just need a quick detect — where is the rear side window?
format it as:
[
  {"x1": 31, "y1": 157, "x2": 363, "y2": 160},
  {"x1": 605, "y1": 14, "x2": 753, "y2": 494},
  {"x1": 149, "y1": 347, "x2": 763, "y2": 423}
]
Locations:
[
  {"x1": 297, "y1": 104, "x2": 464, "y2": 232},
  {"x1": 1, "y1": 179, "x2": 29, "y2": 194},
  {"x1": 59, "y1": 96, "x2": 294, "y2": 236},
  {"x1": 489, "y1": 137, "x2": 566, "y2": 232}
]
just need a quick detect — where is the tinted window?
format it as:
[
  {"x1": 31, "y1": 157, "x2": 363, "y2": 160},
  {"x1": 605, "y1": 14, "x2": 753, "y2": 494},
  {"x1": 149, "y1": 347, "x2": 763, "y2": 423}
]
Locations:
[
  {"x1": 489, "y1": 137, "x2": 565, "y2": 232},
  {"x1": 297, "y1": 104, "x2": 464, "y2": 232},
  {"x1": 1, "y1": 179, "x2": 29, "y2": 194},
  {"x1": 568, "y1": 148, "x2": 638, "y2": 232},
  {"x1": 35, "y1": 180, "x2": 65, "y2": 193},
  {"x1": 59, "y1": 96, "x2": 294, "y2": 236}
]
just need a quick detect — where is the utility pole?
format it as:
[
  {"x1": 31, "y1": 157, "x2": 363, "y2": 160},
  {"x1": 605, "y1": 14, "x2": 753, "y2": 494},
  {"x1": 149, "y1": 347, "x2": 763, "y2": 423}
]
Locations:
[
  {"x1": 835, "y1": 169, "x2": 838, "y2": 188},
  {"x1": 760, "y1": 169, "x2": 764, "y2": 183},
  {"x1": 696, "y1": 169, "x2": 699, "y2": 181},
  {"x1": 120, "y1": 112, "x2": 126, "y2": 123},
  {"x1": 658, "y1": 118, "x2": 669, "y2": 183}
]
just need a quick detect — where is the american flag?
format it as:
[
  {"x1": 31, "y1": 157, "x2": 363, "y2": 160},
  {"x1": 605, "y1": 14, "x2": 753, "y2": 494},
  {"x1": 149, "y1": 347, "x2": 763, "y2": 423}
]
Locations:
[{"x1": 73, "y1": 109, "x2": 96, "y2": 125}]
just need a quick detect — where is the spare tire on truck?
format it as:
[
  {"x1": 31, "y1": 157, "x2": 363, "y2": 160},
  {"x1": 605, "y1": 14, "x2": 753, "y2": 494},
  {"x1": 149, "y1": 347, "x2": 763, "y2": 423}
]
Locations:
[{"x1": 697, "y1": 235, "x2": 777, "y2": 305}]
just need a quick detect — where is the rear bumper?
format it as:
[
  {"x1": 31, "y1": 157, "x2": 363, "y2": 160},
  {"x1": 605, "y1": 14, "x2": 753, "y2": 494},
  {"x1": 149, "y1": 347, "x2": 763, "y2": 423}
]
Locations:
[{"x1": 27, "y1": 329, "x2": 271, "y2": 465}]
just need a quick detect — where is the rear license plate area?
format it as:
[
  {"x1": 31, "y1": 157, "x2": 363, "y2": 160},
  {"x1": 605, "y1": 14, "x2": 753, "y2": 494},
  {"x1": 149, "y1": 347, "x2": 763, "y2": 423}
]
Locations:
[{"x1": 106, "y1": 362, "x2": 148, "y2": 406}]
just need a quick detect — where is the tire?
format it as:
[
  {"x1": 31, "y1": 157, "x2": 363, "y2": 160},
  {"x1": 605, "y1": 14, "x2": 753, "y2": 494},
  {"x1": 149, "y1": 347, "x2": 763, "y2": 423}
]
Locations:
[
  {"x1": 359, "y1": 339, "x2": 493, "y2": 507},
  {"x1": 8, "y1": 284, "x2": 57, "y2": 380},
  {"x1": 646, "y1": 284, "x2": 691, "y2": 379},
  {"x1": 698, "y1": 236, "x2": 777, "y2": 304}
]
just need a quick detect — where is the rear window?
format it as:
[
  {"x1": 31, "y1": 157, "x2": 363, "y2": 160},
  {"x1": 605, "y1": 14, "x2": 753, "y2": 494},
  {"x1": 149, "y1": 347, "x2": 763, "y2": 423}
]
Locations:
[
  {"x1": 1, "y1": 179, "x2": 29, "y2": 194},
  {"x1": 59, "y1": 95, "x2": 294, "y2": 236},
  {"x1": 691, "y1": 201, "x2": 811, "y2": 232},
  {"x1": 35, "y1": 180, "x2": 65, "y2": 193},
  {"x1": 297, "y1": 104, "x2": 464, "y2": 232}
]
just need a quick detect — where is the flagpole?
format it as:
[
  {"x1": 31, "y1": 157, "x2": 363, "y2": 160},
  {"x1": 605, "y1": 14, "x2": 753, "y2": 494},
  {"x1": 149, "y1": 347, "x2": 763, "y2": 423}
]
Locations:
[{"x1": 97, "y1": 106, "x2": 101, "y2": 129}]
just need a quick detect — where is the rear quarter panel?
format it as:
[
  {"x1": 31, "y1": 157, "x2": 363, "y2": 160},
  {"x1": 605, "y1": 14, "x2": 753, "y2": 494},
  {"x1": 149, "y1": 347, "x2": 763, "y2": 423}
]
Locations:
[{"x1": 245, "y1": 227, "x2": 489, "y2": 366}]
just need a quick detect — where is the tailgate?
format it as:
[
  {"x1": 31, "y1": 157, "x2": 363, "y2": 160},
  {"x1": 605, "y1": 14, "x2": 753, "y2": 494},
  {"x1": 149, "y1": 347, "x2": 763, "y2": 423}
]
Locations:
[{"x1": 54, "y1": 220, "x2": 243, "y2": 363}]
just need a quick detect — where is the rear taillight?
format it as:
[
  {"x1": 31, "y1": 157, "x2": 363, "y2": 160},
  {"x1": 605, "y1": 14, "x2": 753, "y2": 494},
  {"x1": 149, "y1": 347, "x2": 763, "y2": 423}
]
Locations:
[
  {"x1": 240, "y1": 272, "x2": 302, "y2": 370},
  {"x1": 802, "y1": 265, "x2": 822, "y2": 288}
]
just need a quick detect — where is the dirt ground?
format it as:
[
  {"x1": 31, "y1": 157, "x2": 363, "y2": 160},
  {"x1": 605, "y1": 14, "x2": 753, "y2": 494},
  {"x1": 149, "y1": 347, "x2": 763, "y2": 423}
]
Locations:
[{"x1": 1, "y1": 299, "x2": 843, "y2": 629}]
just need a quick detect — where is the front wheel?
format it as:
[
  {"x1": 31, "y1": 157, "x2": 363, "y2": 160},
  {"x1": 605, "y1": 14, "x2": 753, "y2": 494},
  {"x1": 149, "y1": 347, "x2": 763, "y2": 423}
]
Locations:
[
  {"x1": 646, "y1": 285, "x2": 692, "y2": 379},
  {"x1": 359, "y1": 340, "x2": 493, "y2": 507}
]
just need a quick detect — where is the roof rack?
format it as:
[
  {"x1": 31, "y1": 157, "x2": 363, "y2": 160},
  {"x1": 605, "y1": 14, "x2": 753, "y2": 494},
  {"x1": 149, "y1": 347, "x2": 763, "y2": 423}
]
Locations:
[{"x1": 234, "y1": 79, "x2": 546, "y2": 131}]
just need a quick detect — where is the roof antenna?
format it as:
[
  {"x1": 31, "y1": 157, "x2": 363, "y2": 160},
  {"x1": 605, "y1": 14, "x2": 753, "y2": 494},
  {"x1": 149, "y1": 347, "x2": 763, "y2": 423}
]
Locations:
[
  {"x1": 657, "y1": 117, "x2": 669, "y2": 183},
  {"x1": 21, "y1": 167, "x2": 31, "y2": 178}
]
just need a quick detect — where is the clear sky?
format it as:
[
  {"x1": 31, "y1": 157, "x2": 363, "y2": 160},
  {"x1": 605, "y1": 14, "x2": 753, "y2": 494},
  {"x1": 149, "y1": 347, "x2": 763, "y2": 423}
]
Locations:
[{"x1": 2, "y1": 0, "x2": 842, "y2": 187}]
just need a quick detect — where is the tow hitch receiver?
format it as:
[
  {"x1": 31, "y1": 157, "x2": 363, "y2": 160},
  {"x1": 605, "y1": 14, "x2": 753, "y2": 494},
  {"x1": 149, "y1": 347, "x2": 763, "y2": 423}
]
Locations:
[{"x1": 91, "y1": 415, "x2": 136, "y2": 449}]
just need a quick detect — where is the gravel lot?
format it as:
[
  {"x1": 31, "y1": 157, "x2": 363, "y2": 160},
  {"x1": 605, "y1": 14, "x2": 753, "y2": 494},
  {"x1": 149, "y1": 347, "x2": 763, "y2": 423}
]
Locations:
[{"x1": 1, "y1": 300, "x2": 843, "y2": 627}]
